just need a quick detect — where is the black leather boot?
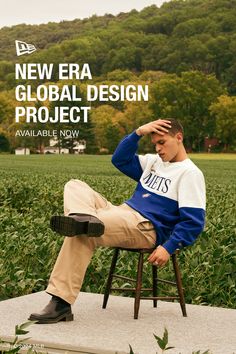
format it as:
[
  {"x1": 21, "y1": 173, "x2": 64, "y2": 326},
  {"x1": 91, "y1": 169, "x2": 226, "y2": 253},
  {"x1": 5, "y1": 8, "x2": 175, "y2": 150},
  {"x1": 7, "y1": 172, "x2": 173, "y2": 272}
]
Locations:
[
  {"x1": 50, "y1": 213, "x2": 105, "y2": 237},
  {"x1": 28, "y1": 296, "x2": 73, "y2": 324}
]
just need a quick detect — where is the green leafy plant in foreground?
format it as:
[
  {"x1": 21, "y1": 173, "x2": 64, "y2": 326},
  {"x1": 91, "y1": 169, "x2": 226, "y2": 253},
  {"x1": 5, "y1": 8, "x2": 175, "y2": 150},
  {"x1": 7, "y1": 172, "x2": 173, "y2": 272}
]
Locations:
[
  {"x1": 0, "y1": 321, "x2": 42, "y2": 354},
  {"x1": 153, "y1": 327, "x2": 175, "y2": 352},
  {"x1": 129, "y1": 344, "x2": 135, "y2": 354},
  {"x1": 0, "y1": 321, "x2": 217, "y2": 354},
  {"x1": 129, "y1": 327, "x2": 211, "y2": 354}
]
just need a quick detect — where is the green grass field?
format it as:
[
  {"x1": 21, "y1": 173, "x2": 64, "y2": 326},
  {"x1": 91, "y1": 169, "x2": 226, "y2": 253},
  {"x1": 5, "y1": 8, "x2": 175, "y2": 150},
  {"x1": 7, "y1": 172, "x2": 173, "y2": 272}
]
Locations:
[{"x1": 0, "y1": 154, "x2": 235, "y2": 308}]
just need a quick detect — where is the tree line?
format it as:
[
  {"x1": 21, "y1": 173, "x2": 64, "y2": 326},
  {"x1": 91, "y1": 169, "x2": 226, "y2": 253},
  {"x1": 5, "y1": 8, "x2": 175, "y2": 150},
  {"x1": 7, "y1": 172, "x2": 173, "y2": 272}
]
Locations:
[{"x1": 1, "y1": 70, "x2": 235, "y2": 153}]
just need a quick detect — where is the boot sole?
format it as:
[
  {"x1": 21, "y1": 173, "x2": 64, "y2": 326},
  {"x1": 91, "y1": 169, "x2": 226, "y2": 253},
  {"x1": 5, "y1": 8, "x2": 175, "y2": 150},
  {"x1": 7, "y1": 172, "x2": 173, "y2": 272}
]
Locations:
[
  {"x1": 50, "y1": 215, "x2": 104, "y2": 237},
  {"x1": 29, "y1": 312, "x2": 74, "y2": 324}
]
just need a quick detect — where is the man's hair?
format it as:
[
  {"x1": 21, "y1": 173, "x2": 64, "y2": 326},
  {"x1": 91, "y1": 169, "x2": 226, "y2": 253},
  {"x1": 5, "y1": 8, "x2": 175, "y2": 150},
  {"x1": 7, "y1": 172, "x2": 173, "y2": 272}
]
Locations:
[{"x1": 167, "y1": 118, "x2": 184, "y2": 137}]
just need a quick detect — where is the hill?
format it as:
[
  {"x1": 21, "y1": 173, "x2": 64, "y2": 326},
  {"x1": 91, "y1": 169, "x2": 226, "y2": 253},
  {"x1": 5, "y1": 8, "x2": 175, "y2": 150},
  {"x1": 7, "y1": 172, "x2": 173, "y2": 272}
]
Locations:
[{"x1": 0, "y1": 0, "x2": 236, "y2": 92}]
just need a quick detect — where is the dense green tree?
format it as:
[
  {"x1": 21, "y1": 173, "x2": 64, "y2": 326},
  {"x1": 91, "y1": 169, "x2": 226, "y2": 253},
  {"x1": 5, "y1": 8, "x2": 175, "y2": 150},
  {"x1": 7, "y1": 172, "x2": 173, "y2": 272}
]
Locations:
[
  {"x1": 48, "y1": 84, "x2": 96, "y2": 153},
  {"x1": 150, "y1": 71, "x2": 225, "y2": 150},
  {"x1": 206, "y1": 36, "x2": 232, "y2": 80},
  {"x1": 139, "y1": 70, "x2": 166, "y2": 82},
  {"x1": 209, "y1": 95, "x2": 236, "y2": 151},
  {"x1": 90, "y1": 105, "x2": 121, "y2": 153},
  {"x1": 0, "y1": 133, "x2": 10, "y2": 151},
  {"x1": 106, "y1": 70, "x2": 137, "y2": 82},
  {"x1": 118, "y1": 101, "x2": 154, "y2": 153},
  {"x1": 0, "y1": 61, "x2": 14, "y2": 81},
  {"x1": 173, "y1": 18, "x2": 209, "y2": 38},
  {"x1": 0, "y1": 90, "x2": 16, "y2": 145}
]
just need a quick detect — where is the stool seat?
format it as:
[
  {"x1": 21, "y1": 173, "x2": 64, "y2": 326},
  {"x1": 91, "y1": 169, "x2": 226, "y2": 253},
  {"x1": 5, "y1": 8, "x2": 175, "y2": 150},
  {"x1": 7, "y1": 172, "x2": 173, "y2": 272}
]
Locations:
[{"x1": 102, "y1": 247, "x2": 187, "y2": 319}]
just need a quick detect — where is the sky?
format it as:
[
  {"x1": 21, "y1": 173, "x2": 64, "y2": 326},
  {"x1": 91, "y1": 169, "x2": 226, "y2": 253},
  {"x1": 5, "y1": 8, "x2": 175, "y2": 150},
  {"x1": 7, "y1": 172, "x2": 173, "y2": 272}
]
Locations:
[{"x1": 0, "y1": 0, "x2": 170, "y2": 28}]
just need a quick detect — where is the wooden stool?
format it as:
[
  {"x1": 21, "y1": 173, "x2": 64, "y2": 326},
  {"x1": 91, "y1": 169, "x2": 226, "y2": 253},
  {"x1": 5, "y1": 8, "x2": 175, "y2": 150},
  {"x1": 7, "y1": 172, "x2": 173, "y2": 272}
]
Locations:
[{"x1": 102, "y1": 247, "x2": 187, "y2": 319}]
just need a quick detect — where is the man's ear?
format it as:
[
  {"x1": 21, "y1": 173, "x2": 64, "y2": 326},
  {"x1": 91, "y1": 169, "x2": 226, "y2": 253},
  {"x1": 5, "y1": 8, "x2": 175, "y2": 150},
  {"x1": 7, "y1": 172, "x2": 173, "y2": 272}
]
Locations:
[{"x1": 176, "y1": 132, "x2": 183, "y2": 143}]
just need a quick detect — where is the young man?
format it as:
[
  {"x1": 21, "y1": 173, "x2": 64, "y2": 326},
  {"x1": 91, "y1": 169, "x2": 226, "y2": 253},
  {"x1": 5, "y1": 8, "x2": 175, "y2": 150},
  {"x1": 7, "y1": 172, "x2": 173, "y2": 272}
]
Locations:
[{"x1": 29, "y1": 118, "x2": 206, "y2": 324}]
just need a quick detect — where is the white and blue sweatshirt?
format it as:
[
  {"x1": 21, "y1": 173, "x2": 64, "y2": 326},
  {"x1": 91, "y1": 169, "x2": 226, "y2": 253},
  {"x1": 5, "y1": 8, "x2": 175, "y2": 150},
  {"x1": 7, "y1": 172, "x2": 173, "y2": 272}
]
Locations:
[{"x1": 112, "y1": 131, "x2": 206, "y2": 254}]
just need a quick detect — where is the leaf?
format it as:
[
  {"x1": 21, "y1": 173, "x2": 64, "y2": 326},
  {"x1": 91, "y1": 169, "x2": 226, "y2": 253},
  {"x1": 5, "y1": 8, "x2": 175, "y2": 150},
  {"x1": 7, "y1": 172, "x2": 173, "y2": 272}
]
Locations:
[
  {"x1": 12, "y1": 336, "x2": 18, "y2": 345},
  {"x1": 5, "y1": 346, "x2": 21, "y2": 353},
  {"x1": 153, "y1": 334, "x2": 165, "y2": 350},
  {"x1": 129, "y1": 344, "x2": 135, "y2": 354},
  {"x1": 154, "y1": 328, "x2": 175, "y2": 351},
  {"x1": 154, "y1": 328, "x2": 168, "y2": 350},
  {"x1": 163, "y1": 327, "x2": 168, "y2": 347},
  {"x1": 15, "y1": 321, "x2": 35, "y2": 335},
  {"x1": 19, "y1": 321, "x2": 35, "y2": 330},
  {"x1": 15, "y1": 328, "x2": 29, "y2": 335}
]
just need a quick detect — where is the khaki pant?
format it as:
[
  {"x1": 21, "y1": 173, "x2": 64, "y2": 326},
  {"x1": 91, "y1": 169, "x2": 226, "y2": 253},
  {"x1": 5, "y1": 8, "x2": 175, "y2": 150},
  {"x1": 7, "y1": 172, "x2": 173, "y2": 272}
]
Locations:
[{"x1": 46, "y1": 179, "x2": 156, "y2": 304}]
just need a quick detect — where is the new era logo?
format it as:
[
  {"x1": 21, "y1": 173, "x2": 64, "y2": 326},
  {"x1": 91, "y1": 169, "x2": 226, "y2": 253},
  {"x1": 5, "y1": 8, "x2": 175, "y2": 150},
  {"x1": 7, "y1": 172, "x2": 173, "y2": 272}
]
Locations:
[{"x1": 15, "y1": 40, "x2": 36, "y2": 56}]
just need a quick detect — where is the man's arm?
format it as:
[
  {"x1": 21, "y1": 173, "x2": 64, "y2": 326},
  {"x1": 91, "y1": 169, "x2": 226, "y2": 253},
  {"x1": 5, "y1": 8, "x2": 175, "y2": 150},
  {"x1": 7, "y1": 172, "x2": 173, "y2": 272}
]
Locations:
[
  {"x1": 148, "y1": 206, "x2": 205, "y2": 267},
  {"x1": 148, "y1": 169, "x2": 206, "y2": 267},
  {"x1": 111, "y1": 131, "x2": 143, "y2": 181},
  {"x1": 112, "y1": 119, "x2": 171, "y2": 181}
]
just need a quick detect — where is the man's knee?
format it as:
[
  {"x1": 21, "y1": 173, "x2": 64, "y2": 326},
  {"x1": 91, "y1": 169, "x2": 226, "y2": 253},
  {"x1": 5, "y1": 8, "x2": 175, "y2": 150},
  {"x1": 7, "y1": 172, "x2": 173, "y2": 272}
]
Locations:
[{"x1": 64, "y1": 179, "x2": 89, "y2": 192}]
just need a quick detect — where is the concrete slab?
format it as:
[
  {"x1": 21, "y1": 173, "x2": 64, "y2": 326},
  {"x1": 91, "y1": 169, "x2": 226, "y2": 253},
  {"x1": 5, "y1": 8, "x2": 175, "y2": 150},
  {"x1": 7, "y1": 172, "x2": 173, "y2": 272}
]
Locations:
[{"x1": 0, "y1": 291, "x2": 235, "y2": 354}]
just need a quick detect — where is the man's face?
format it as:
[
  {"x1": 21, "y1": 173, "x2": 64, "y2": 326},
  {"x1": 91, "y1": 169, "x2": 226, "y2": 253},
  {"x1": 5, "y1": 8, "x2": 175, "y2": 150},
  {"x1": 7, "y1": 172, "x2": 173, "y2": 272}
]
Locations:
[{"x1": 151, "y1": 132, "x2": 183, "y2": 162}]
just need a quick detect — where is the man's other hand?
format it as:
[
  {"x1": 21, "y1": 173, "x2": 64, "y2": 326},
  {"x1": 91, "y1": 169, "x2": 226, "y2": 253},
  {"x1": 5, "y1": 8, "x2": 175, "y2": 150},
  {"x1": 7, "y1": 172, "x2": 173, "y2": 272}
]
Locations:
[
  {"x1": 136, "y1": 119, "x2": 171, "y2": 136},
  {"x1": 148, "y1": 245, "x2": 170, "y2": 267}
]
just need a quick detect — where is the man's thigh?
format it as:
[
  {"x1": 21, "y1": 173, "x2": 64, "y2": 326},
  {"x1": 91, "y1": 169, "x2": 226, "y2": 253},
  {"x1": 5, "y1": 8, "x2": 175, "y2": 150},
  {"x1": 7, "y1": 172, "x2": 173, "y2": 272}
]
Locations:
[{"x1": 95, "y1": 203, "x2": 156, "y2": 249}]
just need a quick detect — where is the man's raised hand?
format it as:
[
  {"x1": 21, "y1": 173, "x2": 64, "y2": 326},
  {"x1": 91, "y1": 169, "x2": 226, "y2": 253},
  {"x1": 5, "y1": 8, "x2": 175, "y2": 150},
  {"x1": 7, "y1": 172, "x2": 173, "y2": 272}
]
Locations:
[{"x1": 136, "y1": 119, "x2": 172, "y2": 136}]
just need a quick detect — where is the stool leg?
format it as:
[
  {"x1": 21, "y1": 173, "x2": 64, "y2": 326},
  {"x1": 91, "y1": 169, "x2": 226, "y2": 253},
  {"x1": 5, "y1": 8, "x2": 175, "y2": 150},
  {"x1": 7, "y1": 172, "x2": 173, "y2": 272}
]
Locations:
[
  {"x1": 172, "y1": 253, "x2": 187, "y2": 317},
  {"x1": 134, "y1": 252, "x2": 144, "y2": 319},
  {"x1": 152, "y1": 265, "x2": 158, "y2": 308},
  {"x1": 102, "y1": 248, "x2": 120, "y2": 309}
]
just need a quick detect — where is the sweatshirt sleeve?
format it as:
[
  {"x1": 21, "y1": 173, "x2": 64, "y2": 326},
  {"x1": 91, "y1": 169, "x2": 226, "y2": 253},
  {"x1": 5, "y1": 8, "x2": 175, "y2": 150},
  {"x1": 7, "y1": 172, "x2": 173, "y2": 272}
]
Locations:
[
  {"x1": 111, "y1": 131, "x2": 144, "y2": 181},
  {"x1": 162, "y1": 169, "x2": 206, "y2": 254}
]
